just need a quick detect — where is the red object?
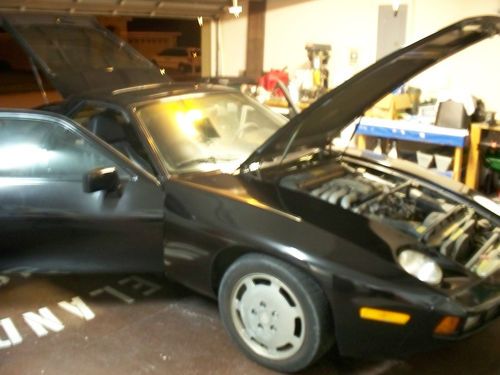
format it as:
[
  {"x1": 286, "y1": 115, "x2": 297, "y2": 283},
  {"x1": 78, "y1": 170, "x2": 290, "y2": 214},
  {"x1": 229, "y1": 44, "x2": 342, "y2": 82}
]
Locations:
[{"x1": 258, "y1": 70, "x2": 289, "y2": 97}]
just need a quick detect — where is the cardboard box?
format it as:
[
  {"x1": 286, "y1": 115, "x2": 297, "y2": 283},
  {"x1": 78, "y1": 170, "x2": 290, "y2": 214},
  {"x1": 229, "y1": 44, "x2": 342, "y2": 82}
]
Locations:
[{"x1": 365, "y1": 93, "x2": 413, "y2": 119}]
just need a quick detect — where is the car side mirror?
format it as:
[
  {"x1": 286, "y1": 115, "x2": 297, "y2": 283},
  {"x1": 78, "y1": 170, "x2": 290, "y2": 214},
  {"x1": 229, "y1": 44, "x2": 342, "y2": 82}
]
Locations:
[{"x1": 83, "y1": 167, "x2": 122, "y2": 195}]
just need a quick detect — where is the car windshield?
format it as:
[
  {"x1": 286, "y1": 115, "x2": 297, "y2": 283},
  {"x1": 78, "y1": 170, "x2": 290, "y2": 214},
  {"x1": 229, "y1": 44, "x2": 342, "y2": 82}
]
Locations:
[{"x1": 135, "y1": 92, "x2": 287, "y2": 173}]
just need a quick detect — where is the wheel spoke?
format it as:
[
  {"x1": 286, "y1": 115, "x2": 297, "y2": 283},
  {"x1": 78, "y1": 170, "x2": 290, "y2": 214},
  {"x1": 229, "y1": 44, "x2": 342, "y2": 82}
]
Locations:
[
  {"x1": 270, "y1": 280, "x2": 281, "y2": 291},
  {"x1": 234, "y1": 298, "x2": 243, "y2": 312},
  {"x1": 243, "y1": 279, "x2": 255, "y2": 292},
  {"x1": 272, "y1": 327, "x2": 290, "y2": 344},
  {"x1": 289, "y1": 336, "x2": 302, "y2": 348},
  {"x1": 285, "y1": 306, "x2": 299, "y2": 320},
  {"x1": 266, "y1": 346, "x2": 278, "y2": 357}
]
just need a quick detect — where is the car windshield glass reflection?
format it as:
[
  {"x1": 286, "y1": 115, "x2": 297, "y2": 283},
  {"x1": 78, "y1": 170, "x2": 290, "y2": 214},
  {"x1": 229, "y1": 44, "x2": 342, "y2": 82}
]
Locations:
[{"x1": 136, "y1": 93, "x2": 287, "y2": 173}]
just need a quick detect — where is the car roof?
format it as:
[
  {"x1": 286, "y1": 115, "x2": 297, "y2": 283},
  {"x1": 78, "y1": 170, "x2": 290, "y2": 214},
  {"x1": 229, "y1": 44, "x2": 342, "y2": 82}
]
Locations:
[{"x1": 67, "y1": 82, "x2": 239, "y2": 108}]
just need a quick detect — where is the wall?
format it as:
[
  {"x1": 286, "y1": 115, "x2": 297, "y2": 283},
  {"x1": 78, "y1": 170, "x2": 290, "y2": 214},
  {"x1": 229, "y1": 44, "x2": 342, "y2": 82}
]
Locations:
[
  {"x1": 217, "y1": 0, "x2": 500, "y2": 112},
  {"x1": 217, "y1": 0, "x2": 249, "y2": 76},
  {"x1": 263, "y1": 0, "x2": 379, "y2": 87},
  {"x1": 201, "y1": 19, "x2": 215, "y2": 77},
  {"x1": 406, "y1": 0, "x2": 500, "y2": 113}
]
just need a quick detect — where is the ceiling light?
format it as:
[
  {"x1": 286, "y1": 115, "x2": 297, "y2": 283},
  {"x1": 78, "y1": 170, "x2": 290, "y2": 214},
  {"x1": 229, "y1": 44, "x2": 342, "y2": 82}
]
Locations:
[
  {"x1": 392, "y1": 0, "x2": 400, "y2": 16},
  {"x1": 229, "y1": 0, "x2": 242, "y2": 18}
]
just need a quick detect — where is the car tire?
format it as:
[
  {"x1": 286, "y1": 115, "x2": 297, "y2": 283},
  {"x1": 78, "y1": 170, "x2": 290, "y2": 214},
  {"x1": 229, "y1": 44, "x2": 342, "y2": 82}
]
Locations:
[{"x1": 218, "y1": 254, "x2": 333, "y2": 373}]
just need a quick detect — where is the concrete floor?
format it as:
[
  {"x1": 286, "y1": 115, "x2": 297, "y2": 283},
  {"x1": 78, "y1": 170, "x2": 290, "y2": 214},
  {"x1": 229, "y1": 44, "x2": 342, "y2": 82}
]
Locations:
[{"x1": 0, "y1": 272, "x2": 498, "y2": 375}]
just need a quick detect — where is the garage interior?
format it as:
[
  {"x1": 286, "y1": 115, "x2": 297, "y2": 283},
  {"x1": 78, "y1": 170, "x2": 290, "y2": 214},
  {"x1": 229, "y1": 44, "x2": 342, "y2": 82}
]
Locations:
[{"x1": 0, "y1": 1, "x2": 499, "y2": 374}]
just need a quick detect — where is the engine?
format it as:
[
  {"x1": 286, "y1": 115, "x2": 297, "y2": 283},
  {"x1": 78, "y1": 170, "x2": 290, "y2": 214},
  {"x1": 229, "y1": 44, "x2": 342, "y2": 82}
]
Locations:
[{"x1": 281, "y1": 162, "x2": 499, "y2": 279}]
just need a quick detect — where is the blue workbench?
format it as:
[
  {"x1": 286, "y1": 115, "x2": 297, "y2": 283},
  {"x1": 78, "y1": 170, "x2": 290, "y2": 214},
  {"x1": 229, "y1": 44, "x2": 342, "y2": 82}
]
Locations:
[{"x1": 355, "y1": 117, "x2": 469, "y2": 180}]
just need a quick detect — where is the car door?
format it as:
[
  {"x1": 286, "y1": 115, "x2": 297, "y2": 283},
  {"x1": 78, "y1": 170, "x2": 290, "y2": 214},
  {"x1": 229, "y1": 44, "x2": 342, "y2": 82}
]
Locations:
[{"x1": 0, "y1": 110, "x2": 165, "y2": 273}]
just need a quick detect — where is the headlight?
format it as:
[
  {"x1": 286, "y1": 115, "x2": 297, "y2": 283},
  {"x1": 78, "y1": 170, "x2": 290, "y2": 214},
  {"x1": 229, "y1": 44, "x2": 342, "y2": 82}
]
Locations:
[{"x1": 398, "y1": 250, "x2": 443, "y2": 285}]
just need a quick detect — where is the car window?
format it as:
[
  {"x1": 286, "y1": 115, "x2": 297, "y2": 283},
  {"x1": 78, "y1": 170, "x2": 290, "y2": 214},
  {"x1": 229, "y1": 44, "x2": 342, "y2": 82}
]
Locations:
[
  {"x1": 11, "y1": 25, "x2": 150, "y2": 71},
  {"x1": 70, "y1": 105, "x2": 155, "y2": 174},
  {"x1": 71, "y1": 105, "x2": 103, "y2": 127},
  {"x1": 0, "y1": 117, "x2": 122, "y2": 179}
]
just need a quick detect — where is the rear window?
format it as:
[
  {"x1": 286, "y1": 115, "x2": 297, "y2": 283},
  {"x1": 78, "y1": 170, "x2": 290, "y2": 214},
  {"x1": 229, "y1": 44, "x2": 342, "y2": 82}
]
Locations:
[{"x1": 12, "y1": 25, "x2": 152, "y2": 71}]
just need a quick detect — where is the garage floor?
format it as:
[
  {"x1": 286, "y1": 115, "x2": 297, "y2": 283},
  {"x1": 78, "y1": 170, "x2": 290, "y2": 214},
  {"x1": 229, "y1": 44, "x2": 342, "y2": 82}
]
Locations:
[{"x1": 0, "y1": 272, "x2": 498, "y2": 375}]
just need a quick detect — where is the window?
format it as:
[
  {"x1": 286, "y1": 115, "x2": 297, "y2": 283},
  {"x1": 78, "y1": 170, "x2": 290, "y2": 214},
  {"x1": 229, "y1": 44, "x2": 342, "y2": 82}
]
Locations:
[
  {"x1": 13, "y1": 25, "x2": 150, "y2": 71},
  {"x1": 71, "y1": 105, "x2": 155, "y2": 173},
  {"x1": 0, "y1": 117, "x2": 120, "y2": 179},
  {"x1": 135, "y1": 92, "x2": 286, "y2": 173}
]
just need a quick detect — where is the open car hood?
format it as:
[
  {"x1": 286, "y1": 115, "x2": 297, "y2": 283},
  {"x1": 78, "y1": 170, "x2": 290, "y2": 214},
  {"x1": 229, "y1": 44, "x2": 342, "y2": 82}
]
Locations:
[
  {"x1": 1, "y1": 14, "x2": 170, "y2": 97},
  {"x1": 241, "y1": 16, "x2": 500, "y2": 170}
]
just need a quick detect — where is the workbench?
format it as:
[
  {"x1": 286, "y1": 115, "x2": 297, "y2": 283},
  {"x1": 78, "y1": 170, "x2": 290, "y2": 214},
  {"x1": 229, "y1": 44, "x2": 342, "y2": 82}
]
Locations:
[
  {"x1": 355, "y1": 117, "x2": 469, "y2": 181},
  {"x1": 465, "y1": 122, "x2": 500, "y2": 189}
]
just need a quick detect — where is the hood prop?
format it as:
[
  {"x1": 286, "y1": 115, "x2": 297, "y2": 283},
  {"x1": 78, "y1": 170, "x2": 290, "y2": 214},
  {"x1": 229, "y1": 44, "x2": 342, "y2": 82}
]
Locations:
[
  {"x1": 30, "y1": 57, "x2": 49, "y2": 104},
  {"x1": 275, "y1": 79, "x2": 300, "y2": 118}
]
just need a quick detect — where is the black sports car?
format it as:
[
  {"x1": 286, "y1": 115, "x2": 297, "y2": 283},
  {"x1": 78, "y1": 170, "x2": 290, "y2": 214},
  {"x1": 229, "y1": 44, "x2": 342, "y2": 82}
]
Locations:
[{"x1": 0, "y1": 14, "x2": 499, "y2": 373}]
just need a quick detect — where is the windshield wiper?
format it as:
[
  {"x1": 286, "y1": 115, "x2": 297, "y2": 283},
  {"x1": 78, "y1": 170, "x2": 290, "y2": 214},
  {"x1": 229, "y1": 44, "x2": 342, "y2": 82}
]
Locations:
[
  {"x1": 176, "y1": 157, "x2": 218, "y2": 169},
  {"x1": 176, "y1": 156, "x2": 237, "y2": 169}
]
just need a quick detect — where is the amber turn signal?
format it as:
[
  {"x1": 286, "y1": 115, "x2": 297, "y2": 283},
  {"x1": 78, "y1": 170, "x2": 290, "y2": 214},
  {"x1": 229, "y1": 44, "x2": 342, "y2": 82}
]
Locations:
[
  {"x1": 359, "y1": 307, "x2": 411, "y2": 325},
  {"x1": 434, "y1": 316, "x2": 461, "y2": 335}
]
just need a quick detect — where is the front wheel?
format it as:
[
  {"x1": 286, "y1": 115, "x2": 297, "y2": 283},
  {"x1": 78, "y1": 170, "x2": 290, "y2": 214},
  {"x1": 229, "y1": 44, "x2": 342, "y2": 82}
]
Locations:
[{"x1": 218, "y1": 254, "x2": 333, "y2": 373}]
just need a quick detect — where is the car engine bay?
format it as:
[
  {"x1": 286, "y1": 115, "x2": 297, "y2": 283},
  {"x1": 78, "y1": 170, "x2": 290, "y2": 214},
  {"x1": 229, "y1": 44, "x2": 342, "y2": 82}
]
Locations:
[{"x1": 281, "y1": 161, "x2": 500, "y2": 281}]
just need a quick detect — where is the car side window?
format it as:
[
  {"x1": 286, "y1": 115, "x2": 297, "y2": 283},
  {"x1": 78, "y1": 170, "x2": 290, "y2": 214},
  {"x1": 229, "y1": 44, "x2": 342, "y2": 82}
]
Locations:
[
  {"x1": 0, "y1": 117, "x2": 122, "y2": 179},
  {"x1": 70, "y1": 105, "x2": 155, "y2": 174}
]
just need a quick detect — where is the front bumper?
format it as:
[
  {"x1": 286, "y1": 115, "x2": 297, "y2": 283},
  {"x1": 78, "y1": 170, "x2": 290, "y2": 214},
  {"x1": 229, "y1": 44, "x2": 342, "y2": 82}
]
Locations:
[{"x1": 328, "y1": 274, "x2": 500, "y2": 359}]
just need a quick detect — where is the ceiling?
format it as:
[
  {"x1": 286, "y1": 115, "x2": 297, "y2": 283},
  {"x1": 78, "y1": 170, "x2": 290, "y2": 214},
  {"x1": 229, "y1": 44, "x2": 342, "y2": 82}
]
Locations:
[{"x1": 0, "y1": 0, "x2": 231, "y2": 19}]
